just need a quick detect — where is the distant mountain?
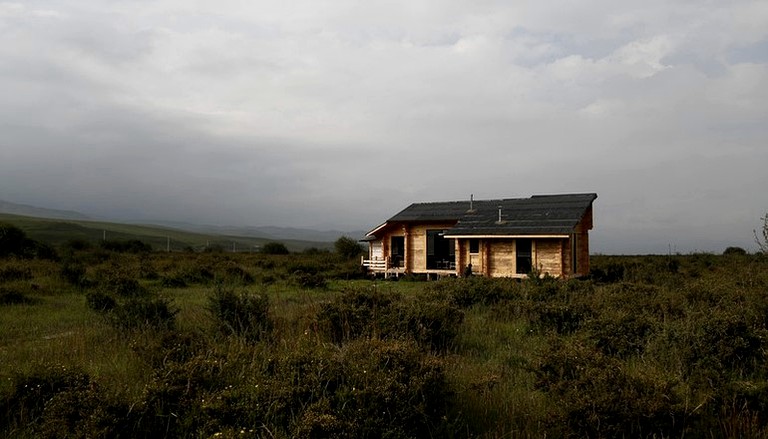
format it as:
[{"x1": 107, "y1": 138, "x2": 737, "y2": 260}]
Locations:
[
  {"x1": 0, "y1": 199, "x2": 366, "y2": 244},
  {"x1": 140, "y1": 220, "x2": 367, "y2": 243},
  {"x1": 0, "y1": 200, "x2": 91, "y2": 221}
]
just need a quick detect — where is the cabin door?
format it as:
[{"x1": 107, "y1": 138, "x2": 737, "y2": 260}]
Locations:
[{"x1": 390, "y1": 236, "x2": 404, "y2": 267}]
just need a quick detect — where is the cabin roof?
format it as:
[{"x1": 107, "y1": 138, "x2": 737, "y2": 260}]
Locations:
[
  {"x1": 444, "y1": 193, "x2": 597, "y2": 236},
  {"x1": 367, "y1": 193, "x2": 596, "y2": 237}
]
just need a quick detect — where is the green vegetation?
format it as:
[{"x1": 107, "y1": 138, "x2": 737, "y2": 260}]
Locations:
[
  {"x1": 334, "y1": 236, "x2": 364, "y2": 259},
  {"x1": 0, "y1": 213, "x2": 331, "y2": 252},
  {"x1": 2, "y1": 224, "x2": 768, "y2": 437}
]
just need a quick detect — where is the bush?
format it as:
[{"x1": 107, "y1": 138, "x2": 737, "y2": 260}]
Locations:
[
  {"x1": 334, "y1": 236, "x2": 364, "y2": 259},
  {"x1": 99, "y1": 239, "x2": 153, "y2": 253},
  {"x1": 0, "y1": 265, "x2": 32, "y2": 283},
  {"x1": 527, "y1": 301, "x2": 589, "y2": 334},
  {"x1": 0, "y1": 223, "x2": 57, "y2": 260},
  {"x1": 261, "y1": 242, "x2": 289, "y2": 255},
  {"x1": 62, "y1": 238, "x2": 92, "y2": 252},
  {"x1": 59, "y1": 261, "x2": 87, "y2": 287},
  {"x1": 586, "y1": 311, "x2": 657, "y2": 358},
  {"x1": 328, "y1": 338, "x2": 454, "y2": 437},
  {"x1": 724, "y1": 246, "x2": 748, "y2": 256},
  {"x1": 207, "y1": 285, "x2": 272, "y2": 341},
  {"x1": 128, "y1": 337, "x2": 455, "y2": 438},
  {"x1": 85, "y1": 291, "x2": 117, "y2": 312},
  {"x1": 109, "y1": 297, "x2": 178, "y2": 331},
  {"x1": 0, "y1": 287, "x2": 36, "y2": 305},
  {"x1": 293, "y1": 270, "x2": 327, "y2": 289},
  {"x1": 429, "y1": 277, "x2": 518, "y2": 308},
  {"x1": 317, "y1": 288, "x2": 400, "y2": 343},
  {"x1": 535, "y1": 339, "x2": 683, "y2": 437},
  {"x1": 0, "y1": 365, "x2": 96, "y2": 436},
  {"x1": 99, "y1": 272, "x2": 147, "y2": 298},
  {"x1": 316, "y1": 287, "x2": 464, "y2": 351},
  {"x1": 0, "y1": 223, "x2": 33, "y2": 258},
  {"x1": 654, "y1": 312, "x2": 766, "y2": 382},
  {"x1": 217, "y1": 261, "x2": 254, "y2": 285}
]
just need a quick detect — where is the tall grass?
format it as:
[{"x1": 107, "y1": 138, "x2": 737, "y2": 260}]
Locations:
[{"x1": 2, "y1": 249, "x2": 768, "y2": 437}]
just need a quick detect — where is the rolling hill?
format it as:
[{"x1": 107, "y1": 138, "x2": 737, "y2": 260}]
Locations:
[{"x1": 0, "y1": 213, "x2": 333, "y2": 253}]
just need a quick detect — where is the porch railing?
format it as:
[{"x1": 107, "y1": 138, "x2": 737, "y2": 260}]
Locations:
[{"x1": 361, "y1": 257, "x2": 387, "y2": 272}]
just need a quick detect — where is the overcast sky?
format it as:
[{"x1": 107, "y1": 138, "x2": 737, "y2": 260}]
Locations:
[{"x1": 1, "y1": 1, "x2": 767, "y2": 253}]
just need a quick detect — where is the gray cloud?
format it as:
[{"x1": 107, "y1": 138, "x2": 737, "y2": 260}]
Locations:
[{"x1": 1, "y1": 0, "x2": 766, "y2": 252}]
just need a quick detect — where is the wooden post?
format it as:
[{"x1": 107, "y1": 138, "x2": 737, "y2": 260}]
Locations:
[{"x1": 403, "y1": 225, "x2": 410, "y2": 274}]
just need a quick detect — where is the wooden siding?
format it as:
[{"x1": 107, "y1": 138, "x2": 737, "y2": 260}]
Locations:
[
  {"x1": 534, "y1": 239, "x2": 564, "y2": 277},
  {"x1": 488, "y1": 240, "x2": 515, "y2": 277},
  {"x1": 456, "y1": 238, "x2": 484, "y2": 276},
  {"x1": 408, "y1": 223, "x2": 456, "y2": 273},
  {"x1": 371, "y1": 222, "x2": 457, "y2": 274}
]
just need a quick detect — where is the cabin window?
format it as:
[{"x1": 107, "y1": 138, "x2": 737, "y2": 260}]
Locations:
[
  {"x1": 516, "y1": 239, "x2": 532, "y2": 274},
  {"x1": 427, "y1": 230, "x2": 455, "y2": 269},
  {"x1": 391, "y1": 236, "x2": 404, "y2": 267},
  {"x1": 469, "y1": 239, "x2": 479, "y2": 254}
]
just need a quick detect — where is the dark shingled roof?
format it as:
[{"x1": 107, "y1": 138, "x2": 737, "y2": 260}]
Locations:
[
  {"x1": 374, "y1": 193, "x2": 596, "y2": 237},
  {"x1": 387, "y1": 200, "x2": 474, "y2": 222},
  {"x1": 444, "y1": 193, "x2": 597, "y2": 236}
]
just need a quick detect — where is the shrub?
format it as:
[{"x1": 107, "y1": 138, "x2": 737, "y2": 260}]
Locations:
[
  {"x1": 334, "y1": 236, "x2": 364, "y2": 259},
  {"x1": 0, "y1": 365, "x2": 90, "y2": 433},
  {"x1": 0, "y1": 223, "x2": 33, "y2": 258},
  {"x1": 0, "y1": 287, "x2": 36, "y2": 305},
  {"x1": 136, "y1": 351, "x2": 229, "y2": 437},
  {"x1": 293, "y1": 270, "x2": 327, "y2": 289},
  {"x1": 109, "y1": 297, "x2": 178, "y2": 331},
  {"x1": 316, "y1": 287, "x2": 464, "y2": 351},
  {"x1": 429, "y1": 277, "x2": 518, "y2": 308},
  {"x1": 261, "y1": 242, "x2": 289, "y2": 255},
  {"x1": 131, "y1": 330, "x2": 210, "y2": 369},
  {"x1": 62, "y1": 238, "x2": 92, "y2": 252},
  {"x1": 217, "y1": 262, "x2": 254, "y2": 285},
  {"x1": 99, "y1": 239, "x2": 153, "y2": 253},
  {"x1": 59, "y1": 261, "x2": 87, "y2": 287},
  {"x1": 589, "y1": 261, "x2": 625, "y2": 283},
  {"x1": 0, "y1": 265, "x2": 32, "y2": 283},
  {"x1": 535, "y1": 339, "x2": 683, "y2": 438},
  {"x1": 207, "y1": 285, "x2": 272, "y2": 341},
  {"x1": 85, "y1": 291, "x2": 117, "y2": 312},
  {"x1": 402, "y1": 298, "x2": 465, "y2": 352},
  {"x1": 256, "y1": 338, "x2": 455, "y2": 438},
  {"x1": 0, "y1": 223, "x2": 56, "y2": 259},
  {"x1": 527, "y1": 301, "x2": 590, "y2": 335},
  {"x1": 178, "y1": 263, "x2": 215, "y2": 285},
  {"x1": 328, "y1": 338, "x2": 454, "y2": 437},
  {"x1": 655, "y1": 312, "x2": 767, "y2": 381},
  {"x1": 100, "y1": 273, "x2": 147, "y2": 298},
  {"x1": 586, "y1": 311, "x2": 657, "y2": 358},
  {"x1": 317, "y1": 288, "x2": 400, "y2": 343},
  {"x1": 160, "y1": 274, "x2": 188, "y2": 288},
  {"x1": 724, "y1": 246, "x2": 748, "y2": 256}
]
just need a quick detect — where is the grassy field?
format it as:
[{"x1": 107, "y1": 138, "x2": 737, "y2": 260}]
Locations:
[
  {"x1": 2, "y1": 227, "x2": 768, "y2": 437},
  {"x1": 0, "y1": 213, "x2": 331, "y2": 252}
]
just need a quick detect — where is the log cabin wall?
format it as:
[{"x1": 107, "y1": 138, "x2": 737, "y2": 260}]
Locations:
[
  {"x1": 563, "y1": 236, "x2": 573, "y2": 277},
  {"x1": 572, "y1": 210, "x2": 592, "y2": 276},
  {"x1": 456, "y1": 239, "x2": 483, "y2": 276},
  {"x1": 488, "y1": 239, "x2": 516, "y2": 277},
  {"x1": 534, "y1": 239, "x2": 565, "y2": 277},
  {"x1": 407, "y1": 222, "x2": 457, "y2": 273}
]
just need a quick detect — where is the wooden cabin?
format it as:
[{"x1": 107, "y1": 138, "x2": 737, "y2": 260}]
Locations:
[{"x1": 361, "y1": 193, "x2": 597, "y2": 279}]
